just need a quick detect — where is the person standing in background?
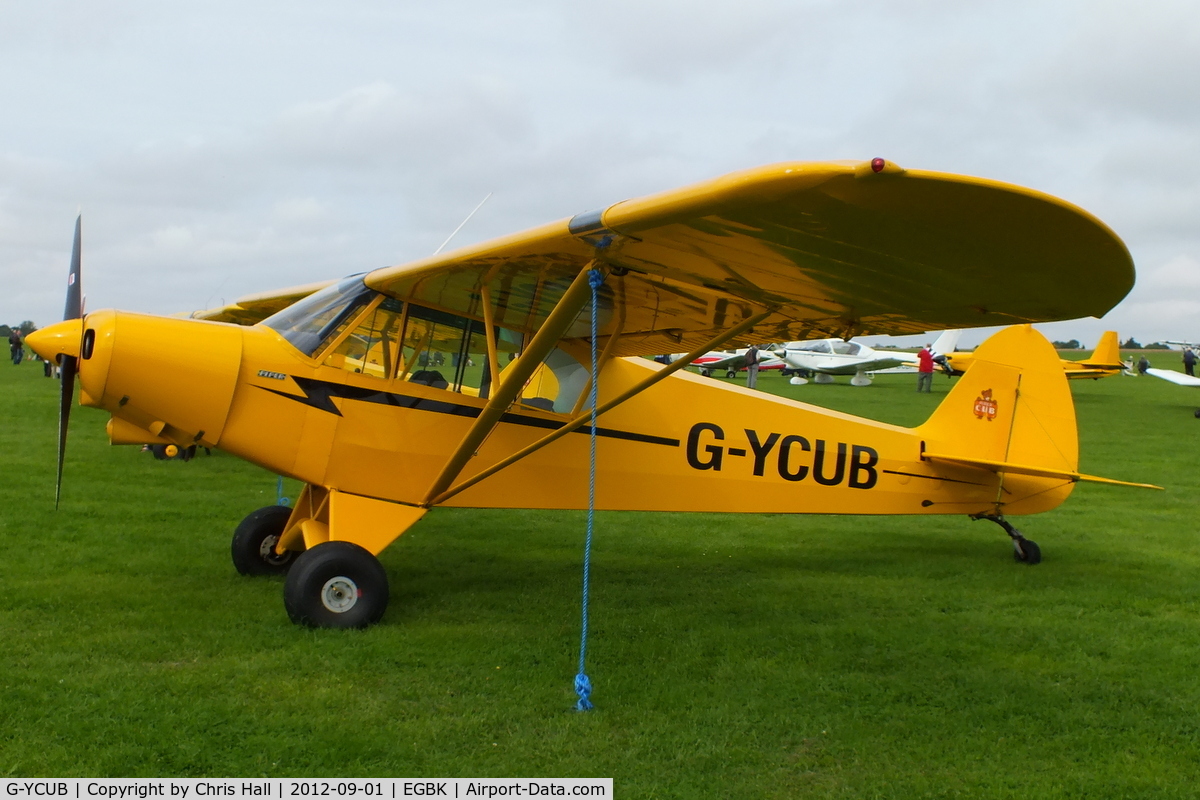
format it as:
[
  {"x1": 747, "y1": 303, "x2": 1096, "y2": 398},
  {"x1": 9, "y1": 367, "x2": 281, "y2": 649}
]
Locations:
[
  {"x1": 917, "y1": 343, "x2": 935, "y2": 393},
  {"x1": 744, "y1": 344, "x2": 760, "y2": 389},
  {"x1": 9, "y1": 329, "x2": 22, "y2": 365}
]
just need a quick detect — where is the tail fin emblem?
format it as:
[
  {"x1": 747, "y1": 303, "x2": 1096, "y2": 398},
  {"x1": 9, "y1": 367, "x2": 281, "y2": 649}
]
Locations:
[{"x1": 973, "y1": 389, "x2": 998, "y2": 421}]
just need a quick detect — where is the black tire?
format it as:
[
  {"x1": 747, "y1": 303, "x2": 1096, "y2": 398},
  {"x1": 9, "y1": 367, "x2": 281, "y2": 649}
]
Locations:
[
  {"x1": 781, "y1": 369, "x2": 794, "y2": 377},
  {"x1": 1014, "y1": 538, "x2": 1042, "y2": 565},
  {"x1": 150, "y1": 444, "x2": 170, "y2": 460},
  {"x1": 1194, "y1": 408, "x2": 1200, "y2": 418},
  {"x1": 284, "y1": 541, "x2": 389, "y2": 628},
  {"x1": 699, "y1": 368, "x2": 711, "y2": 377},
  {"x1": 231, "y1": 505, "x2": 297, "y2": 576},
  {"x1": 726, "y1": 370, "x2": 737, "y2": 378}
]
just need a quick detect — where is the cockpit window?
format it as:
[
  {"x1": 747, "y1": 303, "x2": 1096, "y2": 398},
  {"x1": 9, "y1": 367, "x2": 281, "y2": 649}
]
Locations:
[
  {"x1": 831, "y1": 341, "x2": 861, "y2": 356},
  {"x1": 261, "y1": 276, "x2": 375, "y2": 356},
  {"x1": 796, "y1": 340, "x2": 832, "y2": 354}
]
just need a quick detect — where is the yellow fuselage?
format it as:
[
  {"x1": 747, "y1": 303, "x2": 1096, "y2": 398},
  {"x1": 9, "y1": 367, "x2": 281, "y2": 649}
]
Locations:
[{"x1": 44, "y1": 310, "x2": 1074, "y2": 533}]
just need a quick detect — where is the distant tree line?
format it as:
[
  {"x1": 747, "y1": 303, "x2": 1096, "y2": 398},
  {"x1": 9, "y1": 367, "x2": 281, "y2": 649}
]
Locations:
[
  {"x1": 0, "y1": 321, "x2": 37, "y2": 339},
  {"x1": 1052, "y1": 337, "x2": 1176, "y2": 351},
  {"x1": 1120, "y1": 337, "x2": 1171, "y2": 350}
]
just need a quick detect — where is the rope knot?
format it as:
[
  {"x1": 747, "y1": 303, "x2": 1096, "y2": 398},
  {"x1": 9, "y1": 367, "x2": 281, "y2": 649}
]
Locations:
[
  {"x1": 574, "y1": 672, "x2": 594, "y2": 711},
  {"x1": 588, "y1": 268, "x2": 605, "y2": 289}
]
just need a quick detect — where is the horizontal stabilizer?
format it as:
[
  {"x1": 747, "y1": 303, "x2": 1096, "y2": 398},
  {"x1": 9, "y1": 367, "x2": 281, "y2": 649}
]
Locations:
[
  {"x1": 1146, "y1": 368, "x2": 1200, "y2": 387},
  {"x1": 923, "y1": 451, "x2": 1162, "y2": 490}
]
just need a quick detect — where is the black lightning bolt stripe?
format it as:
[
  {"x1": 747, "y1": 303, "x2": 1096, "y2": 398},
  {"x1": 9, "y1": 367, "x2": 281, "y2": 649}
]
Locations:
[
  {"x1": 882, "y1": 469, "x2": 987, "y2": 487},
  {"x1": 257, "y1": 376, "x2": 680, "y2": 447}
]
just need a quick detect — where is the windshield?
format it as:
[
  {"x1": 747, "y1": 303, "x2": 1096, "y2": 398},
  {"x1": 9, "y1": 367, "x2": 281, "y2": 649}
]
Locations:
[{"x1": 261, "y1": 275, "x2": 375, "y2": 356}]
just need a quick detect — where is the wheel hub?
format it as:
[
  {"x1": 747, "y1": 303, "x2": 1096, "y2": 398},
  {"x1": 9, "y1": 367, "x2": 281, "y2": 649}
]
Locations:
[
  {"x1": 258, "y1": 534, "x2": 290, "y2": 566},
  {"x1": 321, "y1": 576, "x2": 360, "y2": 613}
]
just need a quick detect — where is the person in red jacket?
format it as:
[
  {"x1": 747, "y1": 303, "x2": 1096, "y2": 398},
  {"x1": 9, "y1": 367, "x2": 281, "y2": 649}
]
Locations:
[{"x1": 917, "y1": 343, "x2": 934, "y2": 393}]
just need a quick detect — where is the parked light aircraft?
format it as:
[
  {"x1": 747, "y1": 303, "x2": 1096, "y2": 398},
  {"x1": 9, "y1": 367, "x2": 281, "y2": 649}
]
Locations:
[
  {"x1": 28, "y1": 160, "x2": 1159, "y2": 630},
  {"x1": 942, "y1": 331, "x2": 1128, "y2": 380},
  {"x1": 688, "y1": 348, "x2": 786, "y2": 378},
  {"x1": 776, "y1": 330, "x2": 962, "y2": 386},
  {"x1": 1144, "y1": 367, "x2": 1200, "y2": 416}
]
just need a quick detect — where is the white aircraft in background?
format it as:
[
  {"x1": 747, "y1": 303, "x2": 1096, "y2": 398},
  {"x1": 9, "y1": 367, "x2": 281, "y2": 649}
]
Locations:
[
  {"x1": 776, "y1": 329, "x2": 962, "y2": 386},
  {"x1": 1144, "y1": 367, "x2": 1200, "y2": 417}
]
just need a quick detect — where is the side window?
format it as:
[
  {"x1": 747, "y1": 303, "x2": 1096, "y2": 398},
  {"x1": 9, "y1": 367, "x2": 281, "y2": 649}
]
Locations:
[
  {"x1": 320, "y1": 300, "x2": 581, "y2": 412},
  {"x1": 399, "y1": 304, "x2": 521, "y2": 399},
  {"x1": 322, "y1": 297, "x2": 404, "y2": 378},
  {"x1": 513, "y1": 348, "x2": 588, "y2": 413}
]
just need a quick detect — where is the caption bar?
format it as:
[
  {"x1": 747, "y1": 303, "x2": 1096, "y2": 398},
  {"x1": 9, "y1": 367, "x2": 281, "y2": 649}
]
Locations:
[{"x1": 3, "y1": 781, "x2": 611, "y2": 799}]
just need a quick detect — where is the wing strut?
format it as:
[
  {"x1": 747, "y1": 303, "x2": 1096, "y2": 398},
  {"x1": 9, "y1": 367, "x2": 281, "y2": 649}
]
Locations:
[
  {"x1": 421, "y1": 263, "x2": 600, "y2": 505},
  {"x1": 479, "y1": 283, "x2": 502, "y2": 392},
  {"x1": 427, "y1": 307, "x2": 773, "y2": 507}
]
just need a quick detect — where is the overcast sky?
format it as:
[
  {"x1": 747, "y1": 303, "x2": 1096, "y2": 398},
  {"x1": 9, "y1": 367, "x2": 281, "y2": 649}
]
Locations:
[{"x1": 3, "y1": 0, "x2": 1198, "y2": 348}]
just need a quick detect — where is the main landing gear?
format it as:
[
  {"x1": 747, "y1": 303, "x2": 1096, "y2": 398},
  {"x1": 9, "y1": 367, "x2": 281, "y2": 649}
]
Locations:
[
  {"x1": 284, "y1": 542, "x2": 390, "y2": 629},
  {"x1": 231, "y1": 485, "x2": 427, "y2": 629},
  {"x1": 973, "y1": 514, "x2": 1042, "y2": 564}
]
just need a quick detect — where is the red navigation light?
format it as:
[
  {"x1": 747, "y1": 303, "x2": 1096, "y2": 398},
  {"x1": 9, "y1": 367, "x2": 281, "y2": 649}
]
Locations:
[{"x1": 871, "y1": 157, "x2": 886, "y2": 173}]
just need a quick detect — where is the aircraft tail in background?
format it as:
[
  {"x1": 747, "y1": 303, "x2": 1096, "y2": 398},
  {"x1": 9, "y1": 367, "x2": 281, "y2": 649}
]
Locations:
[
  {"x1": 930, "y1": 329, "x2": 962, "y2": 356},
  {"x1": 1084, "y1": 330, "x2": 1122, "y2": 368}
]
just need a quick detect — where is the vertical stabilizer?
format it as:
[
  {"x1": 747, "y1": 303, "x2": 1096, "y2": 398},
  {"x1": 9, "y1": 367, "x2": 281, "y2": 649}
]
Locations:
[
  {"x1": 1086, "y1": 330, "x2": 1122, "y2": 367},
  {"x1": 916, "y1": 325, "x2": 1079, "y2": 515},
  {"x1": 930, "y1": 329, "x2": 962, "y2": 356}
]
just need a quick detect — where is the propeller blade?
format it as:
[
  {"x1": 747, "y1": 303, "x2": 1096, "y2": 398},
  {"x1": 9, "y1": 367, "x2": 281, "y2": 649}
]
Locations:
[
  {"x1": 55, "y1": 354, "x2": 77, "y2": 510},
  {"x1": 55, "y1": 216, "x2": 83, "y2": 509},
  {"x1": 65, "y1": 216, "x2": 82, "y2": 320}
]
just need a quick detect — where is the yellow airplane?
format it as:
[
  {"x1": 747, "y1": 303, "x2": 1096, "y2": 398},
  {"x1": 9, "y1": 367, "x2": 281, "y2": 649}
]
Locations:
[
  {"x1": 940, "y1": 330, "x2": 1128, "y2": 380},
  {"x1": 28, "y1": 160, "x2": 1159, "y2": 629}
]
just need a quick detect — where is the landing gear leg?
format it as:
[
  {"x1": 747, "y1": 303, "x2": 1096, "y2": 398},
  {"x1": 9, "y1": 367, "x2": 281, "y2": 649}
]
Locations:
[{"x1": 972, "y1": 514, "x2": 1041, "y2": 565}]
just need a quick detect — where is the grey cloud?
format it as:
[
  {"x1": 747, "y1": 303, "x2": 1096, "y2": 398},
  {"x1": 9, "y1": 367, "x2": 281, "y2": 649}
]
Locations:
[{"x1": 3, "y1": 0, "x2": 1199, "y2": 346}]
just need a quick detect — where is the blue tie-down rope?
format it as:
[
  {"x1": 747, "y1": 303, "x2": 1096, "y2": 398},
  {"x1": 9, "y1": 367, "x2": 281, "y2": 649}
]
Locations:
[
  {"x1": 575, "y1": 267, "x2": 604, "y2": 712},
  {"x1": 276, "y1": 475, "x2": 291, "y2": 507}
]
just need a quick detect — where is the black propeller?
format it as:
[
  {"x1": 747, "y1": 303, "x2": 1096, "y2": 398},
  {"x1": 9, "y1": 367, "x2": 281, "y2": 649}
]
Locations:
[{"x1": 55, "y1": 215, "x2": 83, "y2": 509}]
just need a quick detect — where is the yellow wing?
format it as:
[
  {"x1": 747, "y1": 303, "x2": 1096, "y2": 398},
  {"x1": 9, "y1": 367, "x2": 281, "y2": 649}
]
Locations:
[
  {"x1": 188, "y1": 280, "x2": 334, "y2": 325},
  {"x1": 364, "y1": 160, "x2": 1134, "y2": 356}
]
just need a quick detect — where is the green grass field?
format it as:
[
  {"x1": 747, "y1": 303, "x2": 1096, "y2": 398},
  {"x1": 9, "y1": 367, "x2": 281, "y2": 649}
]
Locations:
[{"x1": 1, "y1": 352, "x2": 1198, "y2": 796}]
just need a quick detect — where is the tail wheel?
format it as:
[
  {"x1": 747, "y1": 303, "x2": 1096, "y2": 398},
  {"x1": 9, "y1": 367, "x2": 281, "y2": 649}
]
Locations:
[
  {"x1": 1013, "y1": 538, "x2": 1042, "y2": 565},
  {"x1": 284, "y1": 541, "x2": 389, "y2": 629},
  {"x1": 231, "y1": 505, "x2": 297, "y2": 575}
]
